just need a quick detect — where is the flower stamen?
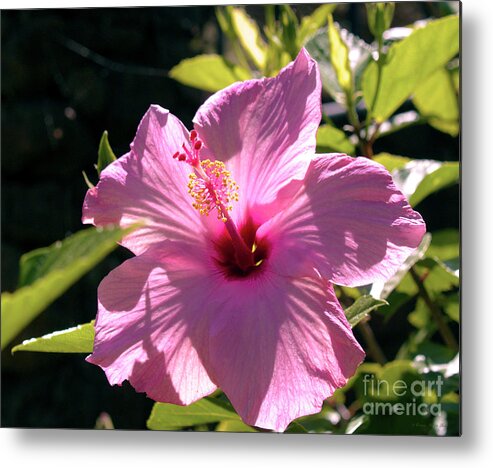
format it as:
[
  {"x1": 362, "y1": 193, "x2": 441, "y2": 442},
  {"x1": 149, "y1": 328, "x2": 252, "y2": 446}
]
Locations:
[
  {"x1": 187, "y1": 160, "x2": 239, "y2": 222},
  {"x1": 173, "y1": 131, "x2": 253, "y2": 271}
]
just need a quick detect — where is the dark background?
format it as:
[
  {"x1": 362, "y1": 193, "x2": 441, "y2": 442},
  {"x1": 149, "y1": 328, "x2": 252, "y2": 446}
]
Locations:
[{"x1": 1, "y1": 3, "x2": 459, "y2": 429}]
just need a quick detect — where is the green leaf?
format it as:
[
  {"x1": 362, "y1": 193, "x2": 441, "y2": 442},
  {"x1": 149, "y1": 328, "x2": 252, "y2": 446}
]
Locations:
[
  {"x1": 408, "y1": 162, "x2": 459, "y2": 207},
  {"x1": 427, "y1": 229, "x2": 459, "y2": 261},
  {"x1": 443, "y1": 293, "x2": 459, "y2": 322},
  {"x1": 363, "y1": 15, "x2": 459, "y2": 122},
  {"x1": 97, "y1": 131, "x2": 117, "y2": 176},
  {"x1": 229, "y1": 7, "x2": 267, "y2": 71},
  {"x1": 408, "y1": 297, "x2": 431, "y2": 329},
  {"x1": 374, "y1": 110, "x2": 426, "y2": 139},
  {"x1": 391, "y1": 159, "x2": 459, "y2": 207},
  {"x1": 344, "y1": 295, "x2": 388, "y2": 327},
  {"x1": 169, "y1": 54, "x2": 251, "y2": 93},
  {"x1": 451, "y1": 67, "x2": 459, "y2": 92},
  {"x1": 373, "y1": 152, "x2": 411, "y2": 172},
  {"x1": 352, "y1": 360, "x2": 434, "y2": 435},
  {"x1": 327, "y1": 14, "x2": 352, "y2": 93},
  {"x1": 12, "y1": 321, "x2": 94, "y2": 353},
  {"x1": 413, "y1": 67, "x2": 459, "y2": 136},
  {"x1": 397, "y1": 257, "x2": 459, "y2": 297},
  {"x1": 306, "y1": 27, "x2": 371, "y2": 106},
  {"x1": 1, "y1": 225, "x2": 134, "y2": 349},
  {"x1": 279, "y1": 5, "x2": 299, "y2": 59},
  {"x1": 284, "y1": 421, "x2": 309, "y2": 434},
  {"x1": 82, "y1": 170, "x2": 94, "y2": 189},
  {"x1": 216, "y1": 420, "x2": 257, "y2": 432},
  {"x1": 298, "y1": 4, "x2": 337, "y2": 45},
  {"x1": 371, "y1": 233, "x2": 431, "y2": 300},
  {"x1": 366, "y1": 2, "x2": 395, "y2": 39},
  {"x1": 147, "y1": 397, "x2": 240, "y2": 431},
  {"x1": 316, "y1": 124, "x2": 355, "y2": 154}
]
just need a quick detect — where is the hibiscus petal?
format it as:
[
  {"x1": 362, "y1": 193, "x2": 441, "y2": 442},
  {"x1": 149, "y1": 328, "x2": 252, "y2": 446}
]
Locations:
[
  {"x1": 86, "y1": 241, "x2": 217, "y2": 405},
  {"x1": 82, "y1": 105, "x2": 207, "y2": 255},
  {"x1": 193, "y1": 48, "x2": 321, "y2": 218},
  {"x1": 205, "y1": 272, "x2": 364, "y2": 432},
  {"x1": 262, "y1": 154, "x2": 426, "y2": 286}
]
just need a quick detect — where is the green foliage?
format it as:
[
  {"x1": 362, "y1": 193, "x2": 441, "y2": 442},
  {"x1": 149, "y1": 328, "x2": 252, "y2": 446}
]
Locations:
[
  {"x1": 12, "y1": 322, "x2": 94, "y2": 353},
  {"x1": 306, "y1": 26, "x2": 371, "y2": 106},
  {"x1": 363, "y1": 15, "x2": 459, "y2": 122},
  {"x1": 316, "y1": 124, "x2": 355, "y2": 154},
  {"x1": 345, "y1": 295, "x2": 388, "y2": 327},
  {"x1": 366, "y1": 3, "x2": 395, "y2": 39},
  {"x1": 350, "y1": 360, "x2": 434, "y2": 435},
  {"x1": 147, "y1": 397, "x2": 242, "y2": 431},
  {"x1": 373, "y1": 153, "x2": 411, "y2": 171},
  {"x1": 172, "y1": 5, "x2": 337, "y2": 90},
  {"x1": 391, "y1": 159, "x2": 460, "y2": 206},
  {"x1": 298, "y1": 4, "x2": 337, "y2": 45},
  {"x1": 169, "y1": 54, "x2": 251, "y2": 93},
  {"x1": 97, "y1": 131, "x2": 117, "y2": 175},
  {"x1": 10, "y1": 5, "x2": 459, "y2": 435},
  {"x1": 413, "y1": 67, "x2": 459, "y2": 136},
  {"x1": 1, "y1": 225, "x2": 134, "y2": 349},
  {"x1": 215, "y1": 419, "x2": 258, "y2": 432},
  {"x1": 427, "y1": 229, "x2": 460, "y2": 261},
  {"x1": 227, "y1": 7, "x2": 268, "y2": 70},
  {"x1": 327, "y1": 14, "x2": 353, "y2": 95}
]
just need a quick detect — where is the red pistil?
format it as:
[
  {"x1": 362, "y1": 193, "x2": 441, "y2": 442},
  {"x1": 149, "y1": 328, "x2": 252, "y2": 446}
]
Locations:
[{"x1": 172, "y1": 129, "x2": 255, "y2": 271}]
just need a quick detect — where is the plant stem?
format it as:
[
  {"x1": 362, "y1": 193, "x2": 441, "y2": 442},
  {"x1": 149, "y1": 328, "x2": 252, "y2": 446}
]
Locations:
[
  {"x1": 357, "y1": 320, "x2": 388, "y2": 365},
  {"x1": 337, "y1": 286, "x2": 388, "y2": 365},
  {"x1": 363, "y1": 36, "x2": 385, "y2": 151},
  {"x1": 409, "y1": 267, "x2": 459, "y2": 352}
]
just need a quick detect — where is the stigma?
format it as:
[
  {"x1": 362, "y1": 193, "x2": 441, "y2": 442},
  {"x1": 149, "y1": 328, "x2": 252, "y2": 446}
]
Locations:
[{"x1": 173, "y1": 131, "x2": 239, "y2": 222}]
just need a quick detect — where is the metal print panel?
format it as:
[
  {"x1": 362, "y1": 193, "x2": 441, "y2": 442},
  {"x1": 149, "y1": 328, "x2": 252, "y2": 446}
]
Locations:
[{"x1": 1, "y1": 2, "x2": 460, "y2": 435}]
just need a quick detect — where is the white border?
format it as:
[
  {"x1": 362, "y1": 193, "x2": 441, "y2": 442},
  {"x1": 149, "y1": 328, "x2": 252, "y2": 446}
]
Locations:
[{"x1": 2, "y1": 0, "x2": 493, "y2": 466}]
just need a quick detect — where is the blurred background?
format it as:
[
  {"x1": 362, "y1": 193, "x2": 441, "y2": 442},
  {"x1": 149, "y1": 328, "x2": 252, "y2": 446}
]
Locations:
[{"x1": 1, "y1": 3, "x2": 459, "y2": 429}]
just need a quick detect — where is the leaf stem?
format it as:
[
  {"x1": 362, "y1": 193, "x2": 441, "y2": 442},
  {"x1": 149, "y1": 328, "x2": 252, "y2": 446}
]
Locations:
[
  {"x1": 409, "y1": 266, "x2": 459, "y2": 352},
  {"x1": 363, "y1": 36, "x2": 385, "y2": 148},
  {"x1": 357, "y1": 320, "x2": 388, "y2": 365}
]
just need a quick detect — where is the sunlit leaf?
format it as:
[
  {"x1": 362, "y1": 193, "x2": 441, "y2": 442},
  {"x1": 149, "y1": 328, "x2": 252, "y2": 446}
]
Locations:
[
  {"x1": 373, "y1": 152, "x2": 411, "y2": 172},
  {"x1": 169, "y1": 54, "x2": 251, "y2": 93},
  {"x1": 12, "y1": 321, "x2": 94, "y2": 353},
  {"x1": 97, "y1": 130, "x2": 117, "y2": 176},
  {"x1": 391, "y1": 159, "x2": 459, "y2": 207},
  {"x1": 345, "y1": 295, "x2": 388, "y2": 327},
  {"x1": 408, "y1": 297, "x2": 431, "y2": 329},
  {"x1": 298, "y1": 4, "x2": 336, "y2": 45},
  {"x1": 316, "y1": 124, "x2": 355, "y2": 154},
  {"x1": 147, "y1": 397, "x2": 240, "y2": 431},
  {"x1": 216, "y1": 419, "x2": 257, "y2": 432},
  {"x1": 366, "y1": 2, "x2": 395, "y2": 39},
  {"x1": 427, "y1": 229, "x2": 459, "y2": 261},
  {"x1": 413, "y1": 67, "x2": 459, "y2": 136},
  {"x1": 443, "y1": 293, "x2": 459, "y2": 322},
  {"x1": 327, "y1": 14, "x2": 352, "y2": 93},
  {"x1": 363, "y1": 15, "x2": 459, "y2": 122},
  {"x1": 284, "y1": 421, "x2": 309, "y2": 433},
  {"x1": 408, "y1": 162, "x2": 459, "y2": 207},
  {"x1": 229, "y1": 7, "x2": 267, "y2": 70},
  {"x1": 397, "y1": 257, "x2": 459, "y2": 297},
  {"x1": 370, "y1": 233, "x2": 431, "y2": 300},
  {"x1": 306, "y1": 27, "x2": 371, "y2": 106},
  {"x1": 374, "y1": 110, "x2": 426, "y2": 139},
  {"x1": 352, "y1": 360, "x2": 433, "y2": 435},
  {"x1": 1, "y1": 225, "x2": 135, "y2": 349}
]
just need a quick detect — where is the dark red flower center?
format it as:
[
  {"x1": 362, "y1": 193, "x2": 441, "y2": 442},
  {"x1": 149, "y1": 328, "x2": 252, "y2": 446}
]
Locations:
[{"x1": 213, "y1": 216, "x2": 269, "y2": 279}]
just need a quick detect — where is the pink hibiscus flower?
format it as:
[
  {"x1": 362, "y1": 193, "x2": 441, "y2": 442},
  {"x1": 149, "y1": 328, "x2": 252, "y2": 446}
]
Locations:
[{"x1": 82, "y1": 49, "x2": 426, "y2": 431}]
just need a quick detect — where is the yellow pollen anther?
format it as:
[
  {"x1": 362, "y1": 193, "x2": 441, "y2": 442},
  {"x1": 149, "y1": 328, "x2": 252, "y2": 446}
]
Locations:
[{"x1": 187, "y1": 159, "x2": 239, "y2": 222}]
